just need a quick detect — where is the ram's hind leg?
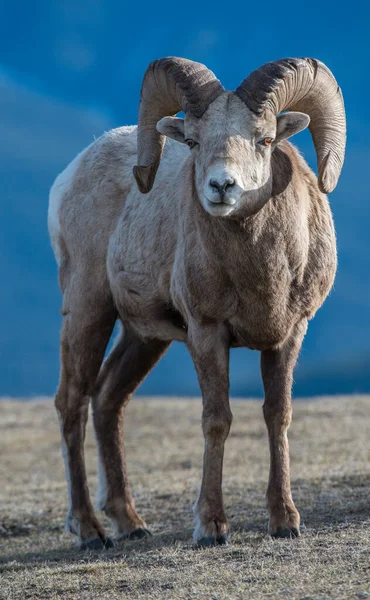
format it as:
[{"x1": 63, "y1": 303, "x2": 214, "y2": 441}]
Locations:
[
  {"x1": 92, "y1": 327, "x2": 170, "y2": 540},
  {"x1": 261, "y1": 319, "x2": 307, "y2": 538},
  {"x1": 55, "y1": 283, "x2": 117, "y2": 550}
]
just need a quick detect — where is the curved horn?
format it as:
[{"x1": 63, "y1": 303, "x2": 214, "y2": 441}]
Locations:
[
  {"x1": 133, "y1": 57, "x2": 224, "y2": 194},
  {"x1": 235, "y1": 58, "x2": 346, "y2": 193}
]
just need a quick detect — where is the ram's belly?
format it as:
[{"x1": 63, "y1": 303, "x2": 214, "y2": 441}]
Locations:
[{"x1": 110, "y1": 269, "x2": 187, "y2": 342}]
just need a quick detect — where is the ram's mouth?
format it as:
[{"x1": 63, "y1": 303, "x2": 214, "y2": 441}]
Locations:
[
  {"x1": 205, "y1": 198, "x2": 237, "y2": 217},
  {"x1": 207, "y1": 196, "x2": 237, "y2": 206}
]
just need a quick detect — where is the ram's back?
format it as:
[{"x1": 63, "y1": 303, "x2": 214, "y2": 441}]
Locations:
[{"x1": 48, "y1": 127, "x2": 138, "y2": 274}]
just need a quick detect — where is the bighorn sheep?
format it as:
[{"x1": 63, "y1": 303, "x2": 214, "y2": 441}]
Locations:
[{"x1": 48, "y1": 56, "x2": 346, "y2": 548}]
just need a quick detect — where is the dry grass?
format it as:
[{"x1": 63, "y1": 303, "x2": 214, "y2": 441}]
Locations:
[{"x1": 0, "y1": 396, "x2": 369, "y2": 599}]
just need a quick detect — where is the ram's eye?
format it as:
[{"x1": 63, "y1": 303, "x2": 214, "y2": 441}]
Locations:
[
  {"x1": 260, "y1": 137, "x2": 274, "y2": 147},
  {"x1": 186, "y1": 139, "x2": 197, "y2": 149}
]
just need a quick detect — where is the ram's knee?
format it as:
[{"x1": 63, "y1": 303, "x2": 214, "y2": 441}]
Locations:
[
  {"x1": 263, "y1": 400, "x2": 292, "y2": 433},
  {"x1": 55, "y1": 378, "x2": 90, "y2": 437},
  {"x1": 202, "y1": 408, "x2": 233, "y2": 443}
]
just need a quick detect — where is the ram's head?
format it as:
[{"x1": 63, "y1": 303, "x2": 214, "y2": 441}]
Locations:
[{"x1": 134, "y1": 57, "x2": 346, "y2": 218}]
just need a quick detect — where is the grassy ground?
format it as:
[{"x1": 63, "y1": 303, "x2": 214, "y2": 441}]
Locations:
[{"x1": 0, "y1": 396, "x2": 369, "y2": 600}]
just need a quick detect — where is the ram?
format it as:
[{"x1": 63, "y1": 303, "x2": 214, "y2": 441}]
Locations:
[{"x1": 48, "y1": 56, "x2": 346, "y2": 549}]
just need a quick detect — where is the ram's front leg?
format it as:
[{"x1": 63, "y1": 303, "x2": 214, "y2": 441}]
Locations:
[
  {"x1": 261, "y1": 319, "x2": 307, "y2": 538},
  {"x1": 187, "y1": 321, "x2": 232, "y2": 547}
]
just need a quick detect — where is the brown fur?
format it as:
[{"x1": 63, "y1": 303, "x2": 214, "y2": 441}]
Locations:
[{"x1": 49, "y1": 92, "x2": 338, "y2": 546}]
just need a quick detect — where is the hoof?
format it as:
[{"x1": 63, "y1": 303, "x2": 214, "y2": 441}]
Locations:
[
  {"x1": 195, "y1": 533, "x2": 229, "y2": 548},
  {"x1": 128, "y1": 528, "x2": 152, "y2": 540},
  {"x1": 104, "y1": 536, "x2": 115, "y2": 548},
  {"x1": 218, "y1": 533, "x2": 229, "y2": 546},
  {"x1": 271, "y1": 526, "x2": 300, "y2": 539},
  {"x1": 80, "y1": 536, "x2": 114, "y2": 550}
]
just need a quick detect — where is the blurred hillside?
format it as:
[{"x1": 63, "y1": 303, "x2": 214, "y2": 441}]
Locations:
[{"x1": 0, "y1": 1, "x2": 369, "y2": 396}]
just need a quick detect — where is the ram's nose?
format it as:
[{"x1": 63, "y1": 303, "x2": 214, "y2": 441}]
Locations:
[{"x1": 209, "y1": 177, "x2": 235, "y2": 196}]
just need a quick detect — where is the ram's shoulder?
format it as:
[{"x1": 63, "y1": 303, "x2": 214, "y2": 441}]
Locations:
[{"x1": 273, "y1": 141, "x2": 324, "y2": 198}]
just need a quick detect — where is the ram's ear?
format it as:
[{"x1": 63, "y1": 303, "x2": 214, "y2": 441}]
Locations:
[
  {"x1": 156, "y1": 117, "x2": 186, "y2": 143},
  {"x1": 274, "y1": 111, "x2": 310, "y2": 144}
]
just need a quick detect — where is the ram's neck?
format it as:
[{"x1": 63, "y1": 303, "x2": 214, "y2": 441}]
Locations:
[{"x1": 179, "y1": 143, "x2": 312, "y2": 276}]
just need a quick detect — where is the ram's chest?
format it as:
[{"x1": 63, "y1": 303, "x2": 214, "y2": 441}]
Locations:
[{"x1": 176, "y1": 249, "x2": 299, "y2": 350}]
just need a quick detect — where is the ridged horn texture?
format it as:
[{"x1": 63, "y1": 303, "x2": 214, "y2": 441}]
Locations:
[
  {"x1": 133, "y1": 57, "x2": 224, "y2": 193},
  {"x1": 235, "y1": 58, "x2": 346, "y2": 193}
]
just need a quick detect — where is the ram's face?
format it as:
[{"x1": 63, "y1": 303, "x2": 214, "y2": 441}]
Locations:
[
  {"x1": 157, "y1": 92, "x2": 309, "y2": 218},
  {"x1": 189, "y1": 93, "x2": 276, "y2": 217}
]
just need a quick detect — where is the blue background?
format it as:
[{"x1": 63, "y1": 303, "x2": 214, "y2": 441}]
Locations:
[{"x1": 1, "y1": 1, "x2": 369, "y2": 397}]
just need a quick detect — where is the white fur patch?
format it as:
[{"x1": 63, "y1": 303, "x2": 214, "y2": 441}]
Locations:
[
  {"x1": 60, "y1": 437, "x2": 72, "y2": 509},
  {"x1": 56, "y1": 410, "x2": 73, "y2": 531},
  {"x1": 48, "y1": 147, "x2": 87, "y2": 265},
  {"x1": 193, "y1": 514, "x2": 203, "y2": 542},
  {"x1": 192, "y1": 490, "x2": 202, "y2": 541},
  {"x1": 95, "y1": 440, "x2": 108, "y2": 512}
]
